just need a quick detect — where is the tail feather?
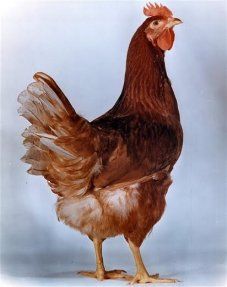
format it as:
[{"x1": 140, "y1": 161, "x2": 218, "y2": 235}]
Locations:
[
  {"x1": 33, "y1": 72, "x2": 75, "y2": 116},
  {"x1": 18, "y1": 72, "x2": 101, "y2": 197}
]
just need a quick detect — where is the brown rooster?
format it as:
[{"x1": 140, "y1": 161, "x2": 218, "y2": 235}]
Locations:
[{"x1": 18, "y1": 3, "x2": 183, "y2": 284}]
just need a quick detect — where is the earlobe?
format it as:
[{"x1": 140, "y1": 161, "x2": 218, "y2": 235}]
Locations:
[{"x1": 145, "y1": 27, "x2": 155, "y2": 43}]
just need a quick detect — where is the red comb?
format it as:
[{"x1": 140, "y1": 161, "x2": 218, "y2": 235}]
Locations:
[{"x1": 143, "y1": 2, "x2": 173, "y2": 18}]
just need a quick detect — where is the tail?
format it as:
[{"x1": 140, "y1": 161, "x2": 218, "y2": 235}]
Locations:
[{"x1": 18, "y1": 72, "x2": 101, "y2": 197}]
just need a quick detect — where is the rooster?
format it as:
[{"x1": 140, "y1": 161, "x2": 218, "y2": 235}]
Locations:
[{"x1": 18, "y1": 3, "x2": 183, "y2": 284}]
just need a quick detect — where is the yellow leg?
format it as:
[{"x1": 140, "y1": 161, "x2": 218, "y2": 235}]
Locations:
[
  {"x1": 78, "y1": 238, "x2": 127, "y2": 281},
  {"x1": 127, "y1": 239, "x2": 179, "y2": 284}
]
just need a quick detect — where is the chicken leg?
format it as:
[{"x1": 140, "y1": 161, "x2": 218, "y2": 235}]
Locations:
[
  {"x1": 78, "y1": 237, "x2": 127, "y2": 280},
  {"x1": 127, "y1": 239, "x2": 179, "y2": 284}
]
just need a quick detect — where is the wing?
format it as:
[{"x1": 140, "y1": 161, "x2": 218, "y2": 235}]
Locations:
[
  {"x1": 18, "y1": 72, "x2": 101, "y2": 197},
  {"x1": 92, "y1": 114, "x2": 182, "y2": 189}
]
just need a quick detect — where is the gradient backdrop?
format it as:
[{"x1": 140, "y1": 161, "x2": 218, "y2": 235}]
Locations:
[{"x1": 1, "y1": 0, "x2": 226, "y2": 286}]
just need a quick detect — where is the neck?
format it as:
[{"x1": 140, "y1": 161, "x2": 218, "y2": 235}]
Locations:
[{"x1": 112, "y1": 21, "x2": 180, "y2": 120}]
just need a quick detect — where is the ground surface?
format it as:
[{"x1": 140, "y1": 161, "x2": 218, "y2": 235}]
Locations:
[{"x1": 1, "y1": 246, "x2": 226, "y2": 286}]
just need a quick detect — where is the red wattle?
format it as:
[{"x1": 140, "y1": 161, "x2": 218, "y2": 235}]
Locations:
[{"x1": 157, "y1": 28, "x2": 175, "y2": 51}]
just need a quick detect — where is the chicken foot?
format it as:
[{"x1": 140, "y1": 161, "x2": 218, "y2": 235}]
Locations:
[
  {"x1": 78, "y1": 237, "x2": 128, "y2": 281},
  {"x1": 126, "y1": 239, "x2": 179, "y2": 284}
]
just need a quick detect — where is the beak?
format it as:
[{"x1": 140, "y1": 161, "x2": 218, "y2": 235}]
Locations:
[{"x1": 166, "y1": 17, "x2": 183, "y2": 29}]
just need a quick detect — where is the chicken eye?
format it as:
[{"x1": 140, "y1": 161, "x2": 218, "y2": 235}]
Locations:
[
  {"x1": 150, "y1": 20, "x2": 162, "y2": 28},
  {"x1": 153, "y1": 20, "x2": 160, "y2": 26}
]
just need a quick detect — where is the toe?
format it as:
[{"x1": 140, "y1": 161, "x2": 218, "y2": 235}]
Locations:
[
  {"x1": 129, "y1": 274, "x2": 140, "y2": 285},
  {"x1": 151, "y1": 277, "x2": 180, "y2": 283},
  {"x1": 128, "y1": 273, "x2": 179, "y2": 284},
  {"x1": 107, "y1": 269, "x2": 127, "y2": 274},
  {"x1": 105, "y1": 270, "x2": 129, "y2": 279}
]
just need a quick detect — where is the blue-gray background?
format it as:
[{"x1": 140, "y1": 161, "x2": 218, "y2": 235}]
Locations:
[{"x1": 1, "y1": 0, "x2": 226, "y2": 286}]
